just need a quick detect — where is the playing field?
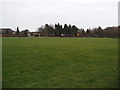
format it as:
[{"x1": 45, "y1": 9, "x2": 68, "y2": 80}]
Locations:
[{"x1": 2, "y1": 37, "x2": 118, "y2": 88}]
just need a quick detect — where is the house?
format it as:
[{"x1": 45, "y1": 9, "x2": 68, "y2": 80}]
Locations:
[
  {"x1": 77, "y1": 32, "x2": 80, "y2": 37},
  {"x1": 0, "y1": 28, "x2": 14, "y2": 34},
  {"x1": 28, "y1": 32, "x2": 41, "y2": 37}
]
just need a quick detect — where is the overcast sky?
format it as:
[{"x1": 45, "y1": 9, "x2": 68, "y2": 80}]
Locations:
[{"x1": 0, "y1": 0, "x2": 119, "y2": 31}]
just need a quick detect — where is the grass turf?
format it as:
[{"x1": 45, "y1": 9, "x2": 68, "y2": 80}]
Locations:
[{"x1": 2, "y1": 37, "x2": 118, "y2": 88}]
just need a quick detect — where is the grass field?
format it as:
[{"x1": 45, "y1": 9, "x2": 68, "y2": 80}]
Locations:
[{"x1": 2, "y1": 37, "x2": 118, "y2": 88}]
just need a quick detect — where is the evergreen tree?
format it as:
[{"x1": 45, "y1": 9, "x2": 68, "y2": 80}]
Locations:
[
  {"x1": 97, "y1": 26, "x2": 103, "y2": 37},
  {"x1": 64, "y1": 24, "x2": 68, "y2": 36},
  {"x1": 69, "y1": 24, "x2": 72, "y2": 36},
  {"x1": 55, "y1": 24, "x2": 58, "y2": 36},
  {"x1": 86, "y1": 29, "x2": 90, "y2": 37},
  {"x1": 16, "y1": 27, "x2": 20, "y2": 34},
  {"x1": 82, "y1": 29, "x2": 85, "y2": 36},
  {"x1": 71, "y1": 25, "x2": 79, "y2": 36}
]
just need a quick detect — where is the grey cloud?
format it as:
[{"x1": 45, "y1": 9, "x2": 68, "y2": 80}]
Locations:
[{"x1": 1, "y1": 0, "x2": 118, "y2": 31}]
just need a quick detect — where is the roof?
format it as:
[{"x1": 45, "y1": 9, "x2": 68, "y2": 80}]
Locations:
[{"x1": 0, "y1": 28, "x2": 14, "y2": 34}]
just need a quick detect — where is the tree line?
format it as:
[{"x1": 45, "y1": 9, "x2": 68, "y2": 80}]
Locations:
[
  {"x1": 37, "y1": 23, "x2": 118, "y2": 38},
  {"x1": 2, "y1": 23, "x2": 118, "y2": 38}
]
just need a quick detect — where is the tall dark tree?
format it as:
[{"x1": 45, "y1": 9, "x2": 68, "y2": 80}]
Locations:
[
  {"x1": 59, "y1": 24, "x2": 63, "y2": 36},
  {"x1": 71, "y1": 25, "x2": 79, "y2": 36},
  {"x1": 86, "y1": 29, "x2": 90, "y2": 37},
  {"x1": 64, "y1": 24, "x2": 68, "y2": 36},
  {"x1": 55, "y1": 23, "x2": 63, "y2": 36},
  {"x1": 69, "y1": 24, "x2": 72, "y2": 36},
  {"x1": 97, "y1": 26, "x2": 103, "y2": 37},
  {"x1": 55, "y1": 24, "x2": 58, "y2": 36},
  {"x1": 82, "y1": 29, "x2": 85, "y2": 36},
  {"x1": 16, "y1": 27, "x2": 20, "y2": 34}
]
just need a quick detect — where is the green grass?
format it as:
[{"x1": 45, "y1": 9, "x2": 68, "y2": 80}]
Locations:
[
  {"x1": 2, "y1": 37, "x2": 118, "y2": 88},
  {"x1": 0, "y1": 37, "x2": 2, "y2": 89}
]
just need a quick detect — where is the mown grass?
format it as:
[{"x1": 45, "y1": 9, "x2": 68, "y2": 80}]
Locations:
[
  {"x1": 0, "y1": 37, "x2": 2, "y2": 89},
  {"x1": 2, "y1": 37, "x2": 118, "y2": 88}
]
